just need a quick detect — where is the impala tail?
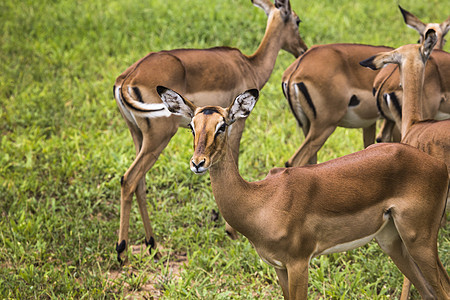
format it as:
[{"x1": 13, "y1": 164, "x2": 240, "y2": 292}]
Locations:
[{"x1": 114, "y1": 84, "x2": 171, "y2": 120}]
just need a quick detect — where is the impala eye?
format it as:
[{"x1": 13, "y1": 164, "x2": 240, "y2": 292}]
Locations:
[
  {"x1": 218, "y1": 123, "x2": 227, "y2": 132},
  {"x1": 296, "y1": 18, "x2": 301, "y2": 26},
  {"x1": 215, "y1": 123, "x2": 227, "y2": 138}
]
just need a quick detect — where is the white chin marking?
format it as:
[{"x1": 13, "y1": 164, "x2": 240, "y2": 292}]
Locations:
[{"x1": 190, "y1": 167, "x2": 208, "y2": 175}]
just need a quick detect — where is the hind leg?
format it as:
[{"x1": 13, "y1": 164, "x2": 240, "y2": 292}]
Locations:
[
  {"x1": 377, "y1": 217, "x2": 449, "y2": 299},
  {"x1": 275, "y1": 268, "x2": 289, "y2": 299},
  {"x1": 362, "y1": 123, "x2": 376, "y2": 148},
  {"x1": 375, "y1": 219, "x2": 436, "y2": 299},
  {"x1": 394, "y1": 206, "x2": 450, "y2": 299},
  {"x1": 117, "y1": 116, "x2": 178, "y2": 264},
  {"x1": 285, "y1": 124, "x2": 336, "y2": 167}
]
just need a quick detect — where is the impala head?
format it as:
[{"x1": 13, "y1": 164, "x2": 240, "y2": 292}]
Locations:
[
  {"x1": 359, "y1": 29, "x2": 438, "y2": 71},
  {"x1": 253, "y1": 0, "x2": 308, "y2": 57},
  {"x1": 399, "y1": 5, "x2": 450, "y2": 50},
  {"x1": 157, "y1": 86, "x2": 259, "y2": 175}
]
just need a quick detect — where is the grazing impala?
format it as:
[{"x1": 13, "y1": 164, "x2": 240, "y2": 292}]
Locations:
[
  {"x1": 281, "y1": 5, "x2": 449, "y2": 167},
  {"x1": 360, "y1": 28, "x2": 450, "y2": 300},
  {"x1": 155, "y1": 86, "x2": 450, "y2": 299},
  {"x1": 373, "y1": 6, "x2": 450, "y2": 142},
  {"x1": 113, "y1": 0, "x2": 307, "y2": 263}
]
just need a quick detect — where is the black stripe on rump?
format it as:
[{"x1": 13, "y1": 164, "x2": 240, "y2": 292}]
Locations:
[
  {"x1": 132, "y1": 86, "x2": 144, "y2": 103},
  {"x1": 297, "y1": 82, "x2": 316, "y2": 118},
  {"x1": 387, "y1": 92, "x2": 402, "y2": 118}
]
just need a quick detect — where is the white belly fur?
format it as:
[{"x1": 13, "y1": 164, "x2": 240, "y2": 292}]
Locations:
[{"x1": 338, "y1": 107, "x2": 378, "y2": 128}]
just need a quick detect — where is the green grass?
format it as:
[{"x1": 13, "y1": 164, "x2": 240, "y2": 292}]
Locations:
[{"x1": 1, "y1": 0, "x2": 449, "y2": 298}]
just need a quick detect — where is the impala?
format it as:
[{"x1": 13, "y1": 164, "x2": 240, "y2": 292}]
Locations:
[
  {"x1": 281, "y1": 5, "x2": 449, "y2": 167},
  {"x1": 112, "y1": 0, "x2": 307, "y2": 263},
  {"x1": 373, "y1": 6, "x2": 450, "y2": 142},
  {"x1": 360, "y1": 28, "x2": 450, "y2": 300},
  {"x1": 282, "y1": 43, "x2": 391, "y2": 167},
  {"x1": 155, "y1": 86, "x2": 450, "y2": 300}
]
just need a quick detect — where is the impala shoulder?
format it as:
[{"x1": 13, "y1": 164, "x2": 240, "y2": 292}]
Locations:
[{"x1": 365, "y1": 143, "x2": 418, "y2": 160}]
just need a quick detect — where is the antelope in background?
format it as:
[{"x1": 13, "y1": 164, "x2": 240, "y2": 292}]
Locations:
[
  {"x1": 113, "y1": 0, "x2": 307, "y2": 264},
  {"x1": 281, "y1": 5, "x2": 449, "y2": 167},
  {"x1": 360, "y1": 28, "x2": 450, "y2": 300},
  {"x1": 155, "y1": 86, "x2": 450, "y2": 300},
  {"x1": 373, "y1": 6, "x2": 450, "y2": 143},
  {"x1": 282, "y1": 43, "x2": 391, "y2": 166}
]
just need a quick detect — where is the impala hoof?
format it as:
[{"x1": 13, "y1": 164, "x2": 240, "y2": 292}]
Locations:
[
  {"x1": 285, "y1": 161, "x2": 292, "y2": 168},
  {"x1": 226, "y1": 229, "x2": 239, "y2": 240},
  {"x1": 116, "y1": 240, "x2": 127, "y2": 264},
  {"x1": 145, "y1": 237, "x2": 162, "y2": 262}
]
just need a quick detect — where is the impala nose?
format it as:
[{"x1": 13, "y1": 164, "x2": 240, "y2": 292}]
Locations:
[{"x1": 191, "y1": 159, "x2": 207, "y2": 174}]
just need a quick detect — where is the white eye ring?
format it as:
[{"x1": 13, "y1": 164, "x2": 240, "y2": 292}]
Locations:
[
  {"x1": 189, "y1": 122, "x2": 195, "y2": 136},
  {"x1": 215, "y1": 122, "x2": 227, "y2": 136}
]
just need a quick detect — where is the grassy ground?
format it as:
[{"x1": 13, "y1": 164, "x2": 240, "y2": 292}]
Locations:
[{"x1": 1, "y1": 0, "x2": 449, "y2": 298}]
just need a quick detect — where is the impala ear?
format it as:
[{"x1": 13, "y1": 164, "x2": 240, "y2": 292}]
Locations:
[
  {"x1": 227, "y1": 89, "x2": 259, "y2": 124},
  {"x1": 251, "y1": 0, "x2": 274, "y2": 17},
  {"x1": 275, "y1": 0, "x2": 291, "y2": 21},
  {"x1": 360, "y1": 50, "x2": 402, "y2": 70},
  {"x1": 156, "y1": 86, "x2": 196, "y2": 121},
  {"x1": 359, "y1": 56, "x2": 378, "y2": 70},
  {"x1": 398, "y1": 5, "x2": 427, "y2": 36},
  {"x1": 441, "y1": 15, "x2": 450, "y2": 36},
  {"x1": 421, "y1": 29, "x2": 437, "y2": 61}
]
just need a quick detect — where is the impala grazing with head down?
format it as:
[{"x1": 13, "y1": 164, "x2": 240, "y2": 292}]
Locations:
[
  {"x1": 373, "y1": 6, "x2": 450, "y2": 142},
  {"x1": 113, "y1": 0, "x2": 307, "y2": 264},
  {"x1": 154, "y1": 86, "x2": 449, "y2": 300},
  {"x1": 281, "y1": 5, "x2": 449, "y2": 167},
  {"x1": 361, "y1": 29, "x2": 450, "y2": 300}
]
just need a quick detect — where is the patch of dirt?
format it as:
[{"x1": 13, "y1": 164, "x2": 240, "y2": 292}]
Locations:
[{"x1": 107, "y1": 244, "x2": 188, "y2": 299}]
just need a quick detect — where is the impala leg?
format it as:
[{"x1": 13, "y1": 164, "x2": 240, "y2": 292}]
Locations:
[
  {"x1": 286, "y1": 125, "x2": 336, "y2": 167},
  {"x1": 376, "y1": 119, "x2": 395, "y2": 143},
  {"x1": 300, "y1": 122, "x2": 317, "y2": 165},
  {"x1": 375, "y1": 219, "x2": 435, "y2": 299},
  {"x1": 127, "y1": 118, "x2": 160, "y2": 257},
  {"x1": 362, "y1": 123, "x2": 376, "y2": 148},
  {"x1": 275, "y1": 268, "x2": 289, "y2": 299},
  {"x1": 394, "y1": 213, "x2": 450, "y2": 299},
  {"x1": 400, "y1": 277, "x2": 412, "y2": 300},
  {"x1": 135, "y1": 176, "x2": 161, "y2": 260},
  {"x1": 117, "y1": 117, "x2": 178, "y2": 264},
  {"x1": 286, "y1": 260, "x2": 309, "y2": 300},
  {"x1": 377, "y1": 214, "x2": 450, "y2": 299},
  {"x1": 391, "y1": 125, "x2": 401, "y2": 142}
]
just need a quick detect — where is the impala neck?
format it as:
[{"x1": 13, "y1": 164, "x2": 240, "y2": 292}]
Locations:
[
  {"x1": 400, "y1": 60, "x2": 425, "y2": 137},
  {"x1": 208, "y1": 142, "x2": 256, "y2": 235},
  {"x1": 249, "y1": 13, "x2": 285, "y2": 89}
]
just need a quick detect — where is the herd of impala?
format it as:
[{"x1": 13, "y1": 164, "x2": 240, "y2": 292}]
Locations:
[{"x1": 113, "y1": 0, "x2": 450, "y2": 299}]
